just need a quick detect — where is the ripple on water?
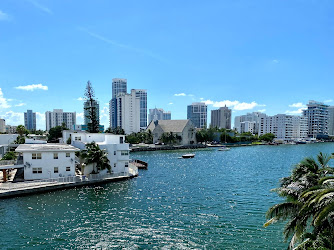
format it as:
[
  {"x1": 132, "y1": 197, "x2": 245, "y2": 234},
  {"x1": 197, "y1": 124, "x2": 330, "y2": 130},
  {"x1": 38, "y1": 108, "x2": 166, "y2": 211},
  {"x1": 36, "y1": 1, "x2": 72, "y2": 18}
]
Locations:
[{"x1": 0, "y1": 143, "x2": 333, "y2": 249}]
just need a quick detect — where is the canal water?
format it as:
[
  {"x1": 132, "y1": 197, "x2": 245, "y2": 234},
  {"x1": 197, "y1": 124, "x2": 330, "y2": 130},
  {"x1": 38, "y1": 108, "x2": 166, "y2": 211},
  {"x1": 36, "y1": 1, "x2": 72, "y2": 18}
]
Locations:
[{"x1": 0, "y1": 143, "x2": 333, "y2": 249}]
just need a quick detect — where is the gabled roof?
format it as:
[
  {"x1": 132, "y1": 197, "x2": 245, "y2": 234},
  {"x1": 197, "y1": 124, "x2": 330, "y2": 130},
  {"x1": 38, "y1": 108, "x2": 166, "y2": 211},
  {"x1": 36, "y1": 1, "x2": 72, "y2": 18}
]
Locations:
[{"x1": 147, "y1": 120, "x2": 192, "y2": 133}]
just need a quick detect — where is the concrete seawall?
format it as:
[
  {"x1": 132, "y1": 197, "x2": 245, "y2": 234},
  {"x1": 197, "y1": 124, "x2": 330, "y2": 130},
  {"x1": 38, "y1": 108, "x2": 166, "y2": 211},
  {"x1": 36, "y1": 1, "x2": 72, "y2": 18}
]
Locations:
[{"x1": 0, "y1": 174, "x2": 137, "y2": 199}]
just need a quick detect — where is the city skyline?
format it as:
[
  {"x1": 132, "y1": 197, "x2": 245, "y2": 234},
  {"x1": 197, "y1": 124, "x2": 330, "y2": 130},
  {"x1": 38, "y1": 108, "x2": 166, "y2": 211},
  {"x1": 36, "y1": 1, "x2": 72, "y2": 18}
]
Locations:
[{"x1": 1, "y1": 1, "x2": 334, "y2": 129}]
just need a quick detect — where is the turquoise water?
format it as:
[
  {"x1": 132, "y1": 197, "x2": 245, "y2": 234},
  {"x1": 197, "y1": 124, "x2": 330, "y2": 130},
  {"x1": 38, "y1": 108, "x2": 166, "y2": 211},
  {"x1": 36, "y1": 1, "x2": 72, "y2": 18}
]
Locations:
[{"x1": 1, "y1": 143, "x2": 334, "y2": 249}]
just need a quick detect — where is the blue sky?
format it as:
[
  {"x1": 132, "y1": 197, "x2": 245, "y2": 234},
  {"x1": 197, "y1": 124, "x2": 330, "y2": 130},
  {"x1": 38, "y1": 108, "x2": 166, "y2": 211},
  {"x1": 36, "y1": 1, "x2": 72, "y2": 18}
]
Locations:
[{"x1": 0, "y1": 0, "x2": 333, "y2": 130}]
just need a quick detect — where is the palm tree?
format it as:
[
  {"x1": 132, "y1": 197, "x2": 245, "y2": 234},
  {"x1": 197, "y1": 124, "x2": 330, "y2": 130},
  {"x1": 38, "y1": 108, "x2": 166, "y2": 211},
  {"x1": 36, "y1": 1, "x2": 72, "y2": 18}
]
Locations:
[
  {"x1": 264, "y1": 152, "x2": 334, "y2": 249},
  {"x1": 80, "y1": 142, "x2": 110, "y2": 174}
]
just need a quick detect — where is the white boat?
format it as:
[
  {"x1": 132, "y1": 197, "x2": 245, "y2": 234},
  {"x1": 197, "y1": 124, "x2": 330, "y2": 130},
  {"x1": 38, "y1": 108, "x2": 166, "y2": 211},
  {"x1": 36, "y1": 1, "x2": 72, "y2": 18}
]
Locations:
[
  {"x1": 218, "y1": 146, "x2": 230, "y2": 151},
  {"x1": 181, "y1": 154, "x2": 195, "y2": 158}
]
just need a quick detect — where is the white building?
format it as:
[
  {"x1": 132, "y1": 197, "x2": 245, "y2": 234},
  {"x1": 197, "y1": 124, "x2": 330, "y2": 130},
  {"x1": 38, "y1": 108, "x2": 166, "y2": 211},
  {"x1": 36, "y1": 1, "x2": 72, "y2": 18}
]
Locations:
[
  {"x1": 116, "y1": 89, "x2": 141, "y2": 134},
  {"x1": 65, "y1": 132, "x2": 130, "y2": 175},
  {"x1": 0, "y1": 134, "x2": 19, "y2": 158},
  {"x1": 148, "y1": 108, "x2": 171, "y2": 124},
  {"x1": 109, "y1": 78, "x2": 127, "y2": 129},
  {"x1": 187, "y1": 102, "x2": 207, "y2": 128},
  {"x1": 0, "y1": 119, "x2": 5, "y2": 133},
  {"x1": 5, "y1": 125, "x2": 17, "y2": 134},
  {"x1": 45, "y1": 109, "x2": 76, "y2": 131},
  {"x1": 15, "y1": 144, "x2": 79, "y2": 180},
  {"x1": 303, "y1": 100, "x2": 329, "y2": 139},
  {"x1": 211, "y1": 105, "x2": 232, "y2": 129},
  {"x1": 234, "y1": 112, "x2": 266, "y2": 134},
  {"x1": 328, "y1": 106, "x2": 334, "y2": 136},
  {"x1": 259, "y1": 114, "x2": 308, "y2": 142},
  {"x1": 134, "y1": 89, "x2": 147, "y2": 130}
]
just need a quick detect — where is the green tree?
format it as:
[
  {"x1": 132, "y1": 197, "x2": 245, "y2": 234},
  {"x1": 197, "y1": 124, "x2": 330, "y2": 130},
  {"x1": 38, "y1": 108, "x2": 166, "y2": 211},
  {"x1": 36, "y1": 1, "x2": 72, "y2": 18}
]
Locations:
[
  {"x1": 81, "y1": 142, "x2": 110, "y2": 174},
  {"x1": 48, "y1": 125, "x2": 68, "y2": 142},
  {"x1": 84, "y1": 81, "x2": 99, "y2": 133},
  {"x1": 1, "y1": 151, "x2": 17, "y2": 160},
  {"x1": 259, "y1": 133, "x2": 275, "y2": 142},
  {"x1": 105, "y1": 126, "x2": 125, "y2": 135},
  {"x1": 16, "y1": 125, "x2": 28, "y2": 136},
  {"x1": 264, "y1": 152, "x2": 334, "y2": 249}
]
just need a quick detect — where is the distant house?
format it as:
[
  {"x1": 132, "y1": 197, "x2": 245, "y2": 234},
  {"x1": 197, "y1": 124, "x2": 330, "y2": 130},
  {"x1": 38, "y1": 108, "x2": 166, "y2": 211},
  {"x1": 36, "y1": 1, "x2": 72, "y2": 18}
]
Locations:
[
  {"x1": 15, "y1": 144, "x2": 79, "y2": 180},
  {"x1": 146, "y1": 120, "x2": 197, "y2": 145}
]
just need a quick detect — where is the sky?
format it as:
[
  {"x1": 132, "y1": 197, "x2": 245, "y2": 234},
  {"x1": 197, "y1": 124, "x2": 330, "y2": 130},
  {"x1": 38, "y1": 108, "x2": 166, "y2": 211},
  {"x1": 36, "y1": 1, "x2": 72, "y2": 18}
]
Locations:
[{"x1": 0, "y1": 0, "x2": 334, "y2": 130}]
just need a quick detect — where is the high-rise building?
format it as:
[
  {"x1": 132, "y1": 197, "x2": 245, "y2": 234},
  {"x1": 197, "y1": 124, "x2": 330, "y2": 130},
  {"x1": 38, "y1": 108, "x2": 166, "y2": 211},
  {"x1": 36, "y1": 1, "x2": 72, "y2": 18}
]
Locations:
[
  {"x1": 134, "y1": 89, "x2": 147, "y2": 129},
  {"x1": 109, "y1": 78, "x2": 127, "y2": 128},
  {"x1": 303, "y1": 100, "x2": 329, "y2": 139},
  {"x1": 24, "y1": 110, "x2": 36, "y2": 131},
  {"x1": 187, "y1": 102, "x2": 207, "y2": 128},
  {"x1": 258, "y1": 114, "x2": 308, "y2": 141},
  {"x1": 45, "y1": 109, "x2": 76, "y2": 131},
  {"x1": 84, "y1": 100, "x2": 100, "y2": 126},
  {"x1": 234, "y1": 112, "x2": 266, "y2": 134},
  {"x1": 148, "y1": 108, "x2": 171, "y2": 124},
  {"x1": 328, "y1": 106, "x2": 334, "y2": 136},
  {"x1": 116, "y1": 89, "x2": 141, "y2": 134},
  {"x1": 0, "y1": 119, "x2": 5, "y2": 133},
  {"x1": 211, "y1": 105, "x2": 232, "y2": 129}
]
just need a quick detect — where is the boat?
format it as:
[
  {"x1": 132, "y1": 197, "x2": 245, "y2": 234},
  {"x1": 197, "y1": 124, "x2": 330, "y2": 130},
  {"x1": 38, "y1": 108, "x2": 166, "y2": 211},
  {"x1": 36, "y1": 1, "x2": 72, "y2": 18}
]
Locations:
[
  {"x1": 218, "y1": 146, "x2": 230, "y2": 151},
  {"x1": 181, "y1": 154, "x2": 195, "y2": 158}
]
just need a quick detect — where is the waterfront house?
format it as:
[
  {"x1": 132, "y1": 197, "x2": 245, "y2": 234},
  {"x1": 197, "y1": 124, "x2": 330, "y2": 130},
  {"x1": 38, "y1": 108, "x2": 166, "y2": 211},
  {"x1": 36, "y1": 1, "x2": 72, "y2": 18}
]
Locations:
[
  {"x1": 146, "y1": 119, "x2": 197, "y2": 145},
  {"x1": 15, "y1": 144, "x2": 80, "y2": 180},
  {"x1": 64, "y1": 132, "x2": 130, "y2": 175}
]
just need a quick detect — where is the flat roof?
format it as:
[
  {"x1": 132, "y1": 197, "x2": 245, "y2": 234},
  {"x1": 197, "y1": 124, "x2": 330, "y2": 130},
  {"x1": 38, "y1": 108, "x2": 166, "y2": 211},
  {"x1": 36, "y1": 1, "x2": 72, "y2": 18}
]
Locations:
[{"x1": 15, "y1": 144, "x2": 80, "y2": 152}]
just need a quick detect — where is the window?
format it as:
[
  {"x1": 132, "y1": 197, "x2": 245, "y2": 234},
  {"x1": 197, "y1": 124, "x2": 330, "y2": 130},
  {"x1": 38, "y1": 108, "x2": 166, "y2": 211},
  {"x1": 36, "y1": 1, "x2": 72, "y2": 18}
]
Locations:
[
  {"x1": 54, "y1": 167, "x2": 59, "y2": 173},
  {"x1": 120, "y1": 137, "x2": 123, "y2": 144},
  {"x1": 114, "y1": 151, "x2": 116, "y2": 155},
  {"x1": 74, "y1": 136, "x2": 81, "y2": 141},
  {"x1": 125, "y1": 163, "x2": 128, "y2": 168},
  {"x1": 66, "y1": 166, "x2": 71, "y2": 171},
  {"x1": 121, "y1": 151, "x2": 129, "y2": 156},
  {"x1": 54, "y1": 153, "x2": 58, "y2": 159},
  {"x1": 32, "y1": 153, "x2": 42, "y2": 159},
  {"x1": 32, "y1": 168, "x2": 42, "y2": 174},
  {"x1": 66, "y1": 153, "x2": 70, "y2": 157},
  {"x1": 114, "y1": 163, "x2": 116, "y2": 168}
]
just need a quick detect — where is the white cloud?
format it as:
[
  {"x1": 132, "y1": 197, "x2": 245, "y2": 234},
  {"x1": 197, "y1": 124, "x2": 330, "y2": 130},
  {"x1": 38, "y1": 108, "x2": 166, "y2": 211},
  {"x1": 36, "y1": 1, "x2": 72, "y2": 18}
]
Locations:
[
  {"x1": 15, "y1": 103, "x2": 26, "y2": 107},
  {"x1": 174, "y1": 93, "x2": 186, "y2": 97},
  {"x1": 15, "y1": 84, "x2": 48, "y2": 91},
  {"x1": 202, "y1": 99, "x2": 265, "y2": 111},
  {"x1": 0, "y1": 10, "x2": 10, "y2": 21},
  {"x1": 258, "y1": 109, "x2": 266, "y2": 113},
  {"x1": 36, "y1": 112, "x2": 45, "y2": 130},
  {"x1": 289, "y1": 102, "x2": 305, "y2": 108},
  {"x1": 324, "y1": 99, "x2": 333, "y2": 103},
  {"x1": 0, "y1": 88, "x2": 11, "y2": 109},
  {"x1": 77, "y1": 97, "x2": 85, "y2": 101},
  {"x1": 272, "y1": 59, "x2": 279, "y2": 64},
  {"x1": 168, "y1": 102, "x2": 173, "y2": 105},
  {"x1": 2, "y1": 111, "x2": 24, "y2": 125},
  {"x1": 76, "y1": 113, "x2": 84, "y2": 125},
  {"x1": 28, "y1": 0, "x2": 52, "y2": 14},
  {"x1": 285, "y1": 108, "x2": 306, "y2": 115}
]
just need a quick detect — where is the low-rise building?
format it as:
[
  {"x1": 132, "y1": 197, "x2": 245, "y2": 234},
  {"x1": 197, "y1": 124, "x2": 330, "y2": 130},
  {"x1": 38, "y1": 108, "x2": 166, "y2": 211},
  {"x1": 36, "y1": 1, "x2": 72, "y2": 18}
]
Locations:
[
  {"x1": 0, "y1": 119, "x2": 5, "y2": 133},
  {"x1": 5, "y1": 125, "x2": 17, "y2": 134},
  {"x1": 15, "y1": 144, "x2": 79, "y2": 180},
  {"x1": 146, "y1": 119, "x2": 197, "y2": 145},
  {"x1": 65, "y1": 132, "x2": 130, "y2": 175}
]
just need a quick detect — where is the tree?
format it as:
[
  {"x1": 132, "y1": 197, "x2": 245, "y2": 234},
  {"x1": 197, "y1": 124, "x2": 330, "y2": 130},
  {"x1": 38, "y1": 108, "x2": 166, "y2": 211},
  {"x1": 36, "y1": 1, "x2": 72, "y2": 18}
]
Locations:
[
  {"x1": 105, "y1": 126, "x2": 125, "y2": 135},
  {"x1": 16, "y1": 125, "x2": 28, "y2": 136},
  {"x1": 84, "y1": 81, "x2": 99, "y2": 133},
  {"x1": 264, "y1": 152, "x2": 334, "y2": 249},
  {"x1": 1, "y1": 151, "x2": 16, "y2": 160},
  {"x1": 48, "y1": 125, "x2": 68, "y2": 142},
  {"x1": 259, "y1": 133, "x2": 275, "y2": 142},
  {"x1": 80, "y1": 142, "x2": 110, "y2": 174}
]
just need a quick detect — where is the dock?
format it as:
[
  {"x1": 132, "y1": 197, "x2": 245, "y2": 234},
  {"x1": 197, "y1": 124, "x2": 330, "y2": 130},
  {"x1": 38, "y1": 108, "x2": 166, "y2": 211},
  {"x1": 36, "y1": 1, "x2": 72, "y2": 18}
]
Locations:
[{"x1": 0, "y1": 166, "x2": 138, "y2": 199}]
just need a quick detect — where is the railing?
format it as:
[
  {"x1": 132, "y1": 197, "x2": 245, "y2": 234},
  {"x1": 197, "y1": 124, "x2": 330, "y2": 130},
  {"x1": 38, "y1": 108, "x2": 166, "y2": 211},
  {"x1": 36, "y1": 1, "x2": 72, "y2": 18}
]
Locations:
[{"x1": 0, "y1": 160, "x2": 15, "y2": 166}]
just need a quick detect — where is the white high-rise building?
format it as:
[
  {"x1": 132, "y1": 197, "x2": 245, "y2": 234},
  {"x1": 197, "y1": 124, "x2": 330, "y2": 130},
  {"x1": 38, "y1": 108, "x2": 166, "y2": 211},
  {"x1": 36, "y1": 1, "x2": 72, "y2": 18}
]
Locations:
[
  {"x1": 258, "y1": 114, "x2": 308, "y2": 141},
  {"x1": 0, "y1": 119, "x2": 5, "y2": 133},
  {"x1": 116, "y1": 89, "x2": 140, "y2": 134},
  {"x1": 148, "y1": 108, "x2": 171, "y2": 124},
  {"x1": 45, "y1": 109, "x2": 76, "y2": 131},
  {"x1": 110, "y1": 78, "x2": 127, "y2": 129},
  {"x1": 327, "y1": 106, "x2": 334, "y2": 136},
  {"x1": 211, "y1": 105, "x2": 232, "y2": 129},
  {"x1": 134, "y1": 89, "x2": 147, "y2": 130},
  {"x1": 303, "y1": 100, "x2": 329, "y2": 139},
  {"x1": 234, "y1": 112, "x2": 266, "y2": 134}
]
